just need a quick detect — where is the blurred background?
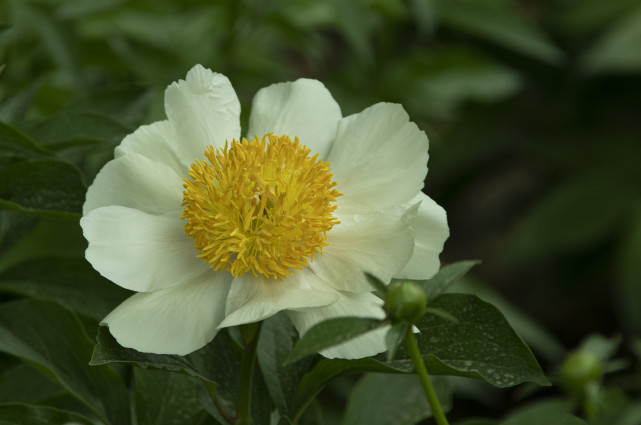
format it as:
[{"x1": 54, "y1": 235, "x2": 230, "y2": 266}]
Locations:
[{"x1": 1, "y1": 0, "x2": 640, "y2": 421}]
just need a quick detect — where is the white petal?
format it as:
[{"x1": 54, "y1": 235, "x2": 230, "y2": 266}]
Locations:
[
  {"x1": 396, "y1": 193, "x2": 449, "y2": 280},
  {"x1": 287, "y1": 291, "x2": 388, "y2": 359},
  {"x1": 83, "y1": 152, "x2": 183, "y2": 216},
  {"x1": 114, "y1": 120, "x2": 187, "y2": 175},
  {"x1": 327, "y1": 103, "x2": 429, "y2": 214},
  {"x1": 102, "y1": 271, "x2": 232, "y2": 355},
  {"x1": 247, "y1": 79, "x2": 342, "y2": 158},
  {"x1": 219, "y1": 269, "x2": 339, "y2": 328},
  {"x1": 81, "y1": 206, "x2": 209, "y2": 292},
  {"x1": 164, "y1": 65, "x2": 241, "y2": 164},
  {"x1": 310, "y1": 206, "x2": 417, "y2": 293}
]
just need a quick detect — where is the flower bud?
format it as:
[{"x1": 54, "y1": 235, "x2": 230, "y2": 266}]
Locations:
[
  {"x1": 560, "y1": 350, "x2": 603, "y2": 397},
  {"x1": 385, "y1": 281, "x2": 427, "y2": 323}
]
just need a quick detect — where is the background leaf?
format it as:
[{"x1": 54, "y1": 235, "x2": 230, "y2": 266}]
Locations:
[
  {"x1": 0, "y1": 159, "x2": 86, "y2": 219},
  {"x1": 342, "y1": 374, "x2": 452, "y2": 425},
  {"x1": 0, "y1": 403, "x2": 94, "y2": 425},
  {"x1": 257, "y1": 313, "x2": 313, "y2": 416},
  {"x1": 0, "y1": 300, "x2": 130, "y2": 425},
  {"x1": 91, "y1": 325, "x2": 241, "y2": 414},
  {"x1": 134, "y1": 367, "x2": 212, "y2": 425}
]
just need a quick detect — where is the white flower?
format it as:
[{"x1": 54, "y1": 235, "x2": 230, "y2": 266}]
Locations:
[{"x1": 80, "y1": 65, "x2": 449, "y2": 359}]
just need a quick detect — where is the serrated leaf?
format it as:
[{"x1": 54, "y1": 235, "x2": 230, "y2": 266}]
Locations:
[
  {"x1": 406, "y1": 294, "x2": 549, "y2": 388},
  {"x1": 257, "y1": 313, "x2": 313, "y2": 415},
  {"x1": 292, "y1": 357, "x2": 413, "y2": 420},
  {"x1": 342, "y1": 374, "x2": 452, "y2": 425},
  {"x1": 0, "y1": 403, "x2": 94, "y2": 425},
  {"x1": 286, "y1": 317, "x2": 384, "y2": 364},
  {"x1": 91, "y1": 325, "x2": 241, "y2": 413},
  {"x1": 0, "y1": 159, "x2": 86, "y2": 218},
  {"x1": 0, "y1": 300, "x2": 130, "y2": 425}
]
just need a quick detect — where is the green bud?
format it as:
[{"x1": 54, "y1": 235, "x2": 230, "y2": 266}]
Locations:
[
  {"x1": 560, "y1": 350, "x2": 603, "y2": 397},
  {"x1": 384, "y1": 281, "x2": 427, "y2": 323}
]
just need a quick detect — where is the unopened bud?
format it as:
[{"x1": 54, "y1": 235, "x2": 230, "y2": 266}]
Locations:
[{"x1": 385, "y1": 281, "x2": 427, "y2": 323}]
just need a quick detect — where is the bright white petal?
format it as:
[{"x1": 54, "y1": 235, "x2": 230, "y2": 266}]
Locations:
[
  {"x1": 81, "y1": 206, "x2": 209, "y2": 292},
  {"x1": 219, "y1": 269, "x2": 339, "y2": 328},
  {"x1": 102, "y1": 271, "x2": 232, "y2": 355},
  {"x1": 247, "y1": 79, "x2": 342, "y2": 158},
  {"x1": 287, "y1": 291, "x2": 388, "y2": 359},
  {"x1": 396, "y1": 193, "x2": 449, "y2": 280},
  {"x1": 327, "y1": 103, "x2": 429, "y2": 214},
  {"x1": 164, "y1": 65, "x2": 241, "y2": 164},
  {"x1": 114, "y1": 120, "x2": 187, "y2": 175},
  {"x1": 83, "y1": 152, "x2": 183, "y2": 216},
  {"x1": 310, "y1": 206, "x2": 417, "y2": 293}
]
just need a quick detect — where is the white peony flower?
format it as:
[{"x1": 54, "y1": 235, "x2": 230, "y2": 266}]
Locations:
[{"x1": 80, "y1": 65, "x2": 449, "y2": 358}]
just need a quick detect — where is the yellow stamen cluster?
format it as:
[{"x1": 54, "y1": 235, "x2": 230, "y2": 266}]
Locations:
[{"x1": 181, "y1": 133, "x2": 342, "y2": 279}]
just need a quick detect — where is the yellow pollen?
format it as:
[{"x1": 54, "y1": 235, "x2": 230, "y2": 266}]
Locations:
[{"x1": 181, "y1": 133, "x2": 342, "y2": 279}]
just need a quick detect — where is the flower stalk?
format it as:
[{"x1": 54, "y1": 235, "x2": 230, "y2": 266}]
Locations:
[
  {"x1": 236, "y1": 322, "x2": 262, "y2": 425},
  {"x1": 405, "y1": 327, "x2": 450, "y2": 425}
]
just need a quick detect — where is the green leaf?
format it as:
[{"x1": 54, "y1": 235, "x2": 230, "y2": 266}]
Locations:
[
  {"x1": 503, "y1": 175, "x2": 632, "y2": 265},
  {"x1": 67, "y1": 86, "x2": 154, "y2": 127},
  {"x1": 257, "y1": 313, "x2": 313, "y2": 416},
  {"x1": 581, "y1": 6, "x2": 641, "y2": 74},
  {"x1": 0, "y1": 300, "x2": 130, "y2": 425},
  {"x1": 91, "y1": 326, "x2": 241, "y2": 412},
  {"x1": 286, "y1": 317, "x2": 384, "y2": 364},
  {"x1": 0, "y1": 121, "x2": 52, "y2": 168},
  {"x1": 0, "y1": 159, "x2": 86, "y2": 218},
  {"x1": 616, "y1": 207, "x2": 641, "y2": 333},
  {"x1": 134, "y1": 367, "x2": 211, "y2": 425},
  {"x1": 0, "y1": 219, "x2": 86, "y2": 275},
  {"x1": 0, "y1": 364, "x2": 65, "y2": 404},
  {"x1": 385, "y1": 322, "x2": 409, "y2": 362},
  {"x1": 343, "y1": 374, "x2": 452, "y2": 425},
  {"x1": 500, "y1": 399, "x2": 587, "y2": 425},
  {"x1": 0, "y1": 257, "x2": 130, "y2": 320},
  {"x1": 435, "y1": 0, "x2": 564, "y2": 64},
  {"x1": 406, "y1": 294, "x2": 549, "y2": 388},
  {"x1": 365, "y1": 272, "x2": 388, "y2": 294},
  {"x1": 449, "y1": 279, "x2": 567, "y2": 363},
  {"x1": 292, "y1": 357, "x2": 413, "y2": 420},
  {"x1": 411, "y1": 260, "x2": 480, "y2": 299},
  {"x1": 0, "y1": 403, "x2": 94, "y2": 425},
  {"x1": 24, "y1": 111, "x2": 131, "y2": 150}
]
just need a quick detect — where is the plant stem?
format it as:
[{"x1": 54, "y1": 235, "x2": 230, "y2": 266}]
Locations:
[
  {"x1": 236, "y1": 322, "x2": 262, "y2": 425},
  {"x1": 405, "y1": 328, "x2": 450, "y2": 425}
]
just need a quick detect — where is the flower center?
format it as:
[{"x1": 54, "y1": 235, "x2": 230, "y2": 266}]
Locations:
[{"x1": 181, "y1": 133, "x2": 342, "y2": 279}]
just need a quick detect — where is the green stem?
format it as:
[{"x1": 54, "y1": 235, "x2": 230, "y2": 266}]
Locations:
[
  {"x1": 236, "y1": 322, "x2": 262, "y2": 425},
  {"x1": 405, "y1": 329, "x2": 450, "y2": 425}
]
